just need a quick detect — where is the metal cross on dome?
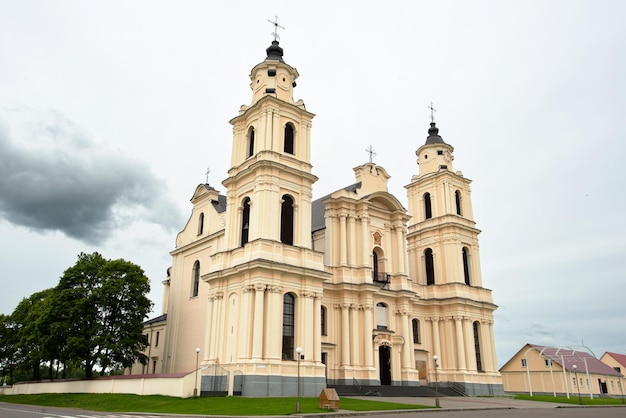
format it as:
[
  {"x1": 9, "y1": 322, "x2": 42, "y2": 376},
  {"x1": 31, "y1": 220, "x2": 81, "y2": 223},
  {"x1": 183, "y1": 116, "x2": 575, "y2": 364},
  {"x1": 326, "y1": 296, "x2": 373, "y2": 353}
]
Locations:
[
  {"x1": 428, "y1": 102, "x2": 437, "y2": 123},
  {"x1": 205, "y1": 167, "x2": 210, "y2": 184},
  {"x1": 268, "y1": 16, "x2": 285, "y2": 41}
]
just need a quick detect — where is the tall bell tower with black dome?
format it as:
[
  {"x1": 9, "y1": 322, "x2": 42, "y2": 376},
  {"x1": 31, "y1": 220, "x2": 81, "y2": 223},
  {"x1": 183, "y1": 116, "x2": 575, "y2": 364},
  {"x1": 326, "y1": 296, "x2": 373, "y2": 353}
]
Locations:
[{"x1": 202, "y1": 37, "x2": 330, "y2": 396}]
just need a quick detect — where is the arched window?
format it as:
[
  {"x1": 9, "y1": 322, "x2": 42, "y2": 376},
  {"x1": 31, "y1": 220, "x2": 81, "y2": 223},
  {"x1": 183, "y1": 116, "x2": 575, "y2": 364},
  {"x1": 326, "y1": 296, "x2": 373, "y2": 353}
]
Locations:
[
  {"x1": 424, "y1": 192, "x2": 432, "y2": 219},
  {"x1": 412, "y1": 318, "x2": 421, "y2": 344},
  {"x1": 247, "y1": 127, "x2": 255, "y2": 158},
  {"x1": 321, "y1": 305, "x2": 327, "y2": 336},
  {"x1": 191, "y1": 260, "x2": 200, "y2": 297},
  {"x1": 241, "y1": 197, "x2": 251, "y2": 247},
  {"x1": 372, "y1": 248, "x2": 386, "y2": 282},
  {"x1": 455, "y1": 190, "x2": 462, "y2": 216},
  {"x1": 284, "y1": 123, "x2": 294, "y2": 154},
  {"x1": 473, "y1": 321, "x2": 483, "y2": 371},
  {"x1": 280, "y1": 195, "x2": 294, "y2": 245},
  {"x1": 282, "y1": 293, "x2": 295, "y2": 360},
  {"x1": 197, "y1": 212, "x2": 204, "y2": 235},
  {"x1": 425, "y1": 248, "x2": 435, "y2": 285},
  {"x1": 372, "y1": 250, "x2": 379, "y2": 280},
  {"x1": 376, "y1": 302, "x2": 388, "y2": 330},
  {"x1": 462, "y1": 247, "x2": 471, "y2": 285}
]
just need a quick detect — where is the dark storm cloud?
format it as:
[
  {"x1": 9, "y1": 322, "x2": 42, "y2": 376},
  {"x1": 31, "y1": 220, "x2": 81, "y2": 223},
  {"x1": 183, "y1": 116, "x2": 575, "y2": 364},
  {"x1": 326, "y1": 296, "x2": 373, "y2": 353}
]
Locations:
[{"x1": 0, "y1": 107, "x2": 181, "y2": 244}]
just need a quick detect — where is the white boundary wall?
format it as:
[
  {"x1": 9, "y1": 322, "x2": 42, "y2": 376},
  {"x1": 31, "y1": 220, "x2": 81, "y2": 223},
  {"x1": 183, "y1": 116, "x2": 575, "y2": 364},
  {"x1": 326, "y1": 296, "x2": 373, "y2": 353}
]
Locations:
[{"x1": 0, "y1": 372, "x2": 199, "y2": 398}]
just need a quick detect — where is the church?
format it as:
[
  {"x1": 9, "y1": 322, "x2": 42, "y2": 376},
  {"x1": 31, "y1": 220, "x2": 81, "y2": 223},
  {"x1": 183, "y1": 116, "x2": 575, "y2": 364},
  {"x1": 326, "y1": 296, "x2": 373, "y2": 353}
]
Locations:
[{"x1": 144, "y1": 38, "x2": 504, "y2": 397}]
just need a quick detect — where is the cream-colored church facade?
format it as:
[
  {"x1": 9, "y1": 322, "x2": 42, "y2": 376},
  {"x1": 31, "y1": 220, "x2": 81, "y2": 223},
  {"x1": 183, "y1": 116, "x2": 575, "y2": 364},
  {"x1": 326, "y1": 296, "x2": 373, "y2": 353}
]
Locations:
[{"x1": 153, "y1": 40, "x2": 503, "y2": 397}]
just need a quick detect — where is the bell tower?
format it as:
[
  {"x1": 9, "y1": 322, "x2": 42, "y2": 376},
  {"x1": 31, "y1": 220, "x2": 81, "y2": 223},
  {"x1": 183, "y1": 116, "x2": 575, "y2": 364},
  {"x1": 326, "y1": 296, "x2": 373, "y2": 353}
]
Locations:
[
  {"x1": 223, "y1": 40, "x2": 317, "y2": 250},
  {"x1": 405, "y1": 120, "x2": 501, "y2": 386},
  {"x1": 204, "y1": 39, "x2": 330, "y2": 397},
  {"x1": 405, "y1": 122, "x2": 483, "y2": 286}
]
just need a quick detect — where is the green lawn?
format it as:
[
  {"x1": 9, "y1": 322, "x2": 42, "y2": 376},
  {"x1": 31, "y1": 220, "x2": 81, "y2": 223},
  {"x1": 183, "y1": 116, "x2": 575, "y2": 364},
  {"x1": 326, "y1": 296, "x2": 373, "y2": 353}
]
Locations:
[
  {"x1": 0, "y1": 393, "x2": 432, "y2": 415},
  {"x1": 514, "y1": 394, "x2": 626, "y2": 406}
]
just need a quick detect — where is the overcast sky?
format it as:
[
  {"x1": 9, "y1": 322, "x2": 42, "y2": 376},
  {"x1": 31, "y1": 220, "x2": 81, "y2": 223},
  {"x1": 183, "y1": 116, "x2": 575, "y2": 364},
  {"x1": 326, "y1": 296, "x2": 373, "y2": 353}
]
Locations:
[{"x1": 1, "y1": 0, "x2": 624, "y2": 367}]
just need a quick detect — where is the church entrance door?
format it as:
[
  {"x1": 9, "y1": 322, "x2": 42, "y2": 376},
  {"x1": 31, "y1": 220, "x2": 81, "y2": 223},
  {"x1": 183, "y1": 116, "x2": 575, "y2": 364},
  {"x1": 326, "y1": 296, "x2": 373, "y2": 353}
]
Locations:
[{"x1": 379, "y1": 345, "x2": 392, "y2": 385}]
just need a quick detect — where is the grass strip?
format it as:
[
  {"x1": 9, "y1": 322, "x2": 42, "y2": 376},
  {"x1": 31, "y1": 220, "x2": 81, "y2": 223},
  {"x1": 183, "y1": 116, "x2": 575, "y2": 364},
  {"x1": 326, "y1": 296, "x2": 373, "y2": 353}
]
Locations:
[{"x1": 0, "y1": 393, "x2": 431, "y2": 415}]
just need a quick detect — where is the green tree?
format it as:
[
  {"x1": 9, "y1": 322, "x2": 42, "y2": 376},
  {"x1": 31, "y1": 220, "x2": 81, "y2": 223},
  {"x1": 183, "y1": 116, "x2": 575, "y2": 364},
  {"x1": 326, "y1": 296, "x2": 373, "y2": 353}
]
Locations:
[
  {"x1": 10, "y1": 289, "x2": 57, "y2": 380},
  {"x1": 0, "y1": 313, "x2": 18, "y2": 384},
  {"x1": 55, "y1": 252, "x2": 152, "y2": 378}
]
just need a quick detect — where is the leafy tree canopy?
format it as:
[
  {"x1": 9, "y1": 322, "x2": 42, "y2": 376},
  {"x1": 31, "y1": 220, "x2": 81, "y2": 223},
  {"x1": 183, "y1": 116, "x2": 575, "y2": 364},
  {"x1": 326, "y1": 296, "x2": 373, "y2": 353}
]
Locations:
[{"x1": 0, "y1": 252, "x2": 153, "y2": 381}]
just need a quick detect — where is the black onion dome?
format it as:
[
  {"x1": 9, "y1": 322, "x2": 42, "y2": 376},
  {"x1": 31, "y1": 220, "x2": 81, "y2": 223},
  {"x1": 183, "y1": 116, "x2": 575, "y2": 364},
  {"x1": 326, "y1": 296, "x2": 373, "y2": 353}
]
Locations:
[
  {"x1": 425, "y1": 122, "x2": 445, "y2": 144},
  {"x1": 266, "y1": 40, "x2": 284, "y2": 62}
]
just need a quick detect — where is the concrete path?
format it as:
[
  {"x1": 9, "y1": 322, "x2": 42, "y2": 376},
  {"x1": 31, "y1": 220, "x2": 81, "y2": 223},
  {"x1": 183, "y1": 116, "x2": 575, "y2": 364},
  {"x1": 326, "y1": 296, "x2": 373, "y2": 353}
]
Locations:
[{"x1": 346, "y1": 396, "x2": 571, "y2": 409}]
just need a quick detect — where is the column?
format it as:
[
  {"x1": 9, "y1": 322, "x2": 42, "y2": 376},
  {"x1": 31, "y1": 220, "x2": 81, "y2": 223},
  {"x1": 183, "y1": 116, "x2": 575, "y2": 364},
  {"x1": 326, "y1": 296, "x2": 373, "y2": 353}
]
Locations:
[
  {"x1": 209, "y1": 292, "x2": 223, "y2": 361},
  {"x1": 238, "y1": 286, "x2": 253, "y2": 360},
  {"x1": 363, "y1": 305, "x2": 374, "y2": 367},
  {"x1": 444, "y1": 318, "x2": 455, "y2": 369},
  {"x1": 264, "y1": 108, "x2": 273, "y2": 150},
  {"x1": 361, "y1": 213, "x2": 370, "y2": 267},
  {"x1": 265, "y1": 286, "x2": 282, "y2": 359},
  {"x1": 215, "y1": 291, "x2": 225, "y2": 361},
  {"x1": 350, "y1": 305, "x2": 360, "y2": 365},
  {"x1": 431, "y1": 318, "x2": 441, "y2": 368},
  {"x1": 443, "y1": 181, "x2": 450, "y2": 214},
  {"x1": 400, "y1": 311, "x2": 411, "y2": 369},
  {"x1": 454, "y1": 316, "x2": 467, "y2": 371},
  {"x1": 204, "y1": 294, "x2": 215, "y2": 362},
  {"x1": 303, "y1": 121, "x2": 311, "y2": 163},
  {"x1": 313, "y1": 294, "x2": 321, "y2": 362},
  {"x1": 480, "y1": 320, "x2": 493, "y2": 372},
  {"x1": 339, "y1": 215, "x2": 347, "y2": 266},
  {"x1": 252, "y1": 284, "x2": 266, "y2": 359},
  {"x1": 402, "y1": 229, "x2": 410, "y2": 278},
  {"x1": 434, "y1": 248, "x2": 443, "y2": 285},
  {"x1": 463, "y1": 318, "x2": 475, "y2": 372},
  {"x1": 480, "y1": 320, "x2": 495, "y2": 372},
  {"x1": 341, "y1": 304, "x2": 350, "y2": 366},
  {"x1": 488, "y1": 321, "x2": 498, "y2": 373},
  {"x1": 256, "y1": 109, "x2": 267, "y2": 156},
  {"x1": 348, "y1": 215, "x2": 357, "y2": 266},
  {"x1": 293, "y1": 202, "x2": 301, "y2": 247},
  {"x1": 272, "y1": 108, "x2": 279, "y2": 151},
  {"x1": 303, "y1": 291, "x2": 315, "y2": 361},
  {"x1": 395, "y1": 223, "x2": 405, "y2": 273}
]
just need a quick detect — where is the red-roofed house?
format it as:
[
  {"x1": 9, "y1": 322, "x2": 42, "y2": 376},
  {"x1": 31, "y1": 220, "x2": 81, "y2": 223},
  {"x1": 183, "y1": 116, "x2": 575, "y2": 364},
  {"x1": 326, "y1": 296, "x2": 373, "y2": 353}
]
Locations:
[
  {"x1": 601, "y1": 352, "x2": 626, "y2": 378},
  {"x1": 500, "y1": 343, "x2": 624, "y2": 397}
]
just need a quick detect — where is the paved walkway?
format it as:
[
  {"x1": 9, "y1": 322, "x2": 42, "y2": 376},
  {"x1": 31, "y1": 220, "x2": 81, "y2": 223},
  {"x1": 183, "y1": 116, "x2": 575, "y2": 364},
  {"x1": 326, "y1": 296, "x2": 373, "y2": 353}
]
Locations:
[{"x1": 346, "y1": 396, "x2": 571, "y2": 409}]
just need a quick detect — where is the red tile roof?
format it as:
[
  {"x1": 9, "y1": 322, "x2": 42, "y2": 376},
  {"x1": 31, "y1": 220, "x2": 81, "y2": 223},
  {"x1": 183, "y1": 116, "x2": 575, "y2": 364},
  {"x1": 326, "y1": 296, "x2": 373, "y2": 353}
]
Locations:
[
  {"x1": 531, "y1": 344, "x2": 620, "y2": 376},
  {"x1": 604, "y1": 352, "x2": 626, "y2": 368}
]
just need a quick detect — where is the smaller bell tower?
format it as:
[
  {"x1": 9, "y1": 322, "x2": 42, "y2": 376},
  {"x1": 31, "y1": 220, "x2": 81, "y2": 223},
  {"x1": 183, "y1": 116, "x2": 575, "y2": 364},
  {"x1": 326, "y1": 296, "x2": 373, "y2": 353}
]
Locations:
[{"x1": 405, "y1": 121, "x2": 483, "y2": 287}]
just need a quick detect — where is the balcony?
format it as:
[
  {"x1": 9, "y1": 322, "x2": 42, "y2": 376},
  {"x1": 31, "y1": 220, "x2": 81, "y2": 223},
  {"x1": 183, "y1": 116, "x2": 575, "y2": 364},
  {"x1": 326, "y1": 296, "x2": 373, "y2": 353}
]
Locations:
[{"x1": 372, "y1": 272, "x2": 390, "y2": 284}]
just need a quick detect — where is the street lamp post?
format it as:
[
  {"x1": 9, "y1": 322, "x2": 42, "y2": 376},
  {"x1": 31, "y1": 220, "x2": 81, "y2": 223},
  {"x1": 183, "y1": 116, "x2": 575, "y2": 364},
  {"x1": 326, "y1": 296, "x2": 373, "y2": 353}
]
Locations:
[
  {"x1": 296, "y1": 347, "x2": 302, "y2": 413},
  {"x1": 433, "y1": 355, "x2": 440, "y2": 408},
  {"x1": 573, "y1": 364, "x2": 582, "y2": 405},
  {"x1": 194, "y1": 347, "x2": 200, "y2": 397}
]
